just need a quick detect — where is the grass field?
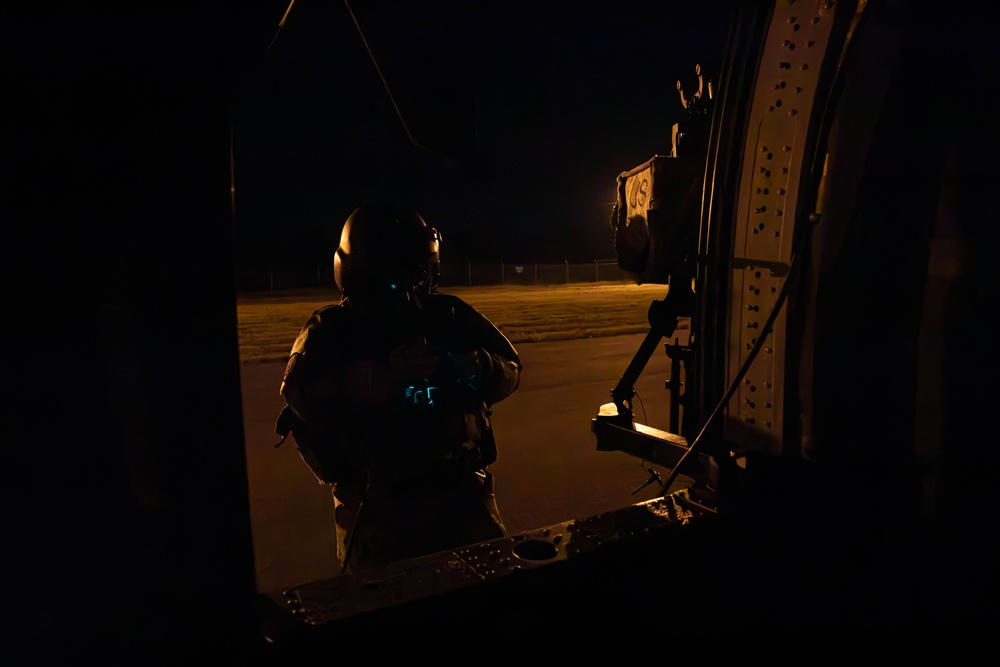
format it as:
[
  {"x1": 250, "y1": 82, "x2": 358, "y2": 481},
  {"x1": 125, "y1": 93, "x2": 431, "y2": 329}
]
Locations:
[{"x1": 236, "y1": 282, "x2": 681, "y2": 365}]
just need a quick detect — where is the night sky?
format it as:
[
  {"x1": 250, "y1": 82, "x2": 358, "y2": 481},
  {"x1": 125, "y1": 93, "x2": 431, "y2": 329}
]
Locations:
[{"x1": 230, "y1": 1, "x2": 735, "y2": 282}]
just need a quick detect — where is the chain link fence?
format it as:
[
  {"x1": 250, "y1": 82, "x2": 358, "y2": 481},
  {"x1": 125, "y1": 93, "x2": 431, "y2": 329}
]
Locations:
[
  {"x1": 238, "y1": 259, "x2": 634, "y2": 292},
  {"x1": 439, "y1": 260, "x2": 633, "y2": 287}
]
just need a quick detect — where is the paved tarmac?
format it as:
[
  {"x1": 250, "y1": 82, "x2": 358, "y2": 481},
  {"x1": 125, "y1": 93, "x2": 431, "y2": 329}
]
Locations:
[{"x1": 240, "y1": 331, "x2": 686, "y2": 596}]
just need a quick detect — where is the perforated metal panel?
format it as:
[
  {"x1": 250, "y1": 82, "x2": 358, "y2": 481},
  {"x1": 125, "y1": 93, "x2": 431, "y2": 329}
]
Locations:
[{"x1": 725, "y1": 0, "x2": 845, "y2": 455}]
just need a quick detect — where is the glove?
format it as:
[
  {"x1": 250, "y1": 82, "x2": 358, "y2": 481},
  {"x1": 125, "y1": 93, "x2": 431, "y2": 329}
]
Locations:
[{"x1": 448, "y1": 348, "x2": 487, "y2": 388}]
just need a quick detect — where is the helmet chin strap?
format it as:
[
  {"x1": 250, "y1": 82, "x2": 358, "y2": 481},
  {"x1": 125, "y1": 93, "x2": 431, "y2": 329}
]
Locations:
[{"x1": 409, "y1": 288, "x2": 427, "y2": 310}]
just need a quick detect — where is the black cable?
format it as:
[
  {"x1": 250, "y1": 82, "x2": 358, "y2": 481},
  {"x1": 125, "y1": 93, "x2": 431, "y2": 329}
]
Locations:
[
  {"x1": 339, "y1": 481, "x2": 370, "y2": 576},
  {"x1": 343, "y1": 0, "x2": 424, "y2": 151},
  {"x1": 658, "y1": 1, "x2": 869, "y2": 497},
  {"x1": 659, "y1": 242, "x2": 802, "y2": 495},
  {"x1": 634, "y1": 388, "x2": 647, "y2": 424},
  {"x1": 267, "y1": 0, "x2": 297, "y2": 51}
]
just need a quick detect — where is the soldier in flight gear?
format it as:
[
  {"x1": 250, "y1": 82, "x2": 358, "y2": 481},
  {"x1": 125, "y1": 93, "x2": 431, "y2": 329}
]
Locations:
[{"x1": 275, "y1": 201, "x2": 522, "y2": 573}]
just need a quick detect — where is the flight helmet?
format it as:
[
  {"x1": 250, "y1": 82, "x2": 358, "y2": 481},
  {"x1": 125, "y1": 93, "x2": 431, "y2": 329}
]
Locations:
[{"x1": 333, "y1": 202, "x2": 441, "y2": 300}]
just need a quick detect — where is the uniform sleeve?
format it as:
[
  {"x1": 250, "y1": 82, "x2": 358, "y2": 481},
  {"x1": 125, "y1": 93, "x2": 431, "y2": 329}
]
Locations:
[
  {"x1": 278, "y1": 306, "x2": 380, "y2": 485},
  {"x1": 438, "y1": 296, "x2": 522, "y2": 405},
  {"x1": 279, "y1": 308, "x2": 335, "y2": 427},
  {"x1": 279, "y1": 306, "x2": 395, "y2": 429},
  {"x1": 460, "y1": 346, "x2": 521, "y2": 405}
]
